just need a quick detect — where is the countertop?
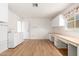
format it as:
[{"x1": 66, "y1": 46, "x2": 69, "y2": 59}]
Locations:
[{"x1": 50, "y1": 33, "x2": 79, "y2": 46}]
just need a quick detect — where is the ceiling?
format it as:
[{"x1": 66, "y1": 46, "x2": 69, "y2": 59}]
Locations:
[{"x1": 8, "y1": 3, "x2": 72, "y2": 19}]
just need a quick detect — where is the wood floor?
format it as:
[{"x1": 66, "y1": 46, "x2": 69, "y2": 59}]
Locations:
[{"x1": 0, "y1": 39, "x2": 67, "y2": 56}]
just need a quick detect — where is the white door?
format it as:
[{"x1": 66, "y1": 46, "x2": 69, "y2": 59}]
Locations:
[{"x1": 22, "y1": 21, "x2": 30, "y2": 39}]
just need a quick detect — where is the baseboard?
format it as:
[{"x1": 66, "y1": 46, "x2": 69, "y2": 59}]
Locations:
[{"x1": 24, "y1": 39, "x2": 49, "y2": 40}]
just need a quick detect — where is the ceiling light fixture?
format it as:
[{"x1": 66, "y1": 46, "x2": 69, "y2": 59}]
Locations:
[{"x1": 32, "y1": 3, "x2": 38, "y2": 7}]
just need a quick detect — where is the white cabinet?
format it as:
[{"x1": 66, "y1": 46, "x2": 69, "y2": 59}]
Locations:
[
  {"x1": 8, "y1": 32, "x2": 24, "y2": 48},
  {"x1": 0, "y1": 3, "x2": 8, "y2": 22},
  {"x1": 68, "y1": 44, "x2": 77, "y2": 56},
  {"x1": 48, "y1": 34, "x2": 54, "y2": 42},
  {"x1": 54, "y1": 36, "x2": 67, "y2": 48},
  {"x1": 51, "y1": 15, "x2": 65, "y2": 27},
  {"x1": 0, "y1": 23, "x2": 8, "y2": 53}
]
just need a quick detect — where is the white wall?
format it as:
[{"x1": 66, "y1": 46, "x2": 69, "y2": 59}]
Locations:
[
  {"x1": 52, "y1": 27, "x2": 79, "y2": 38},
  {"x1": 8, "y1": 12, "x2": 52, "y2": 39},
  {"x1": 24, "y1": 18, "x2": 52, "y2": 39},
  {"x1": 8, "y1": 10, "x2": 23, "y2": 31},
  {"x1": 8, "y1": 9, "x2": 24, "y2": 48},
  {"x1": 0, "y1": 3, "x2": 8, "y2": 22},
  {"x1": 8, "y1": 10, "x2": 18, "y2": 32}
]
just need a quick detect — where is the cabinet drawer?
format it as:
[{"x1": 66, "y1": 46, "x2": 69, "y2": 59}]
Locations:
[{"x1": 58, "y1": 37, "x2": 68, "y2": 44}]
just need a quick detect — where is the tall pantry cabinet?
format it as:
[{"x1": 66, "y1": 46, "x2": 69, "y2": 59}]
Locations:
[
  {"x1": 0, "y1": 23, "x2": 8, "y2": 53},
  {"x1": 0, "y1": 3, "x2": 8, "y2": 53}
]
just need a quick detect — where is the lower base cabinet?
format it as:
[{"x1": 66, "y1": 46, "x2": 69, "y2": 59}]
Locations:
[
  {"x1": 68, "y1": 44, "x2": 77, "y2": 56},
  {"x1": 54, "y1": 37, "x2": 67, "y2": 48},
  {"x1": 54, "y1": 36, "x2": 79, "y2": 56},
  {"x1": 8, "y1": 32, "x2": 24, "y2": 48},
  {"x1": 0, "y1": 40, "x2": 8, "y2": 53}
]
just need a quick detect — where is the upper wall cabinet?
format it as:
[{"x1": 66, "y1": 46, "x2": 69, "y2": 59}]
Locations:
[
  {"x1": 51, "y1": 15, "x2": 65, "y2": 27},
  {"x1": 0, "y1": 3, "x2": 8, "y2": 22}
]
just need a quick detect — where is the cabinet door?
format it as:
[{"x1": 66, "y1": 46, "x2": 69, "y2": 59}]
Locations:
[
  {"x1": 0, "y1": 3, "x2": 8, "y2": 22},
  {"x1": 0, "y1": 25, "x2": 8, "y2": 53},
  {"x1": 2, "y1": 25, "x2": 7, "y2": 41},
  {"x1": 0, "y1": 31, "x2": 3, "y2": 41},
  {"x1": 0, "y1": 25, "x2": 3, "y2": 41},
  {"x1": 54, "y1": 37, "x2": 67, "y2": 48},
  {"x1": 1, "y1": 40, "x2": 7, "y2": 52}
]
